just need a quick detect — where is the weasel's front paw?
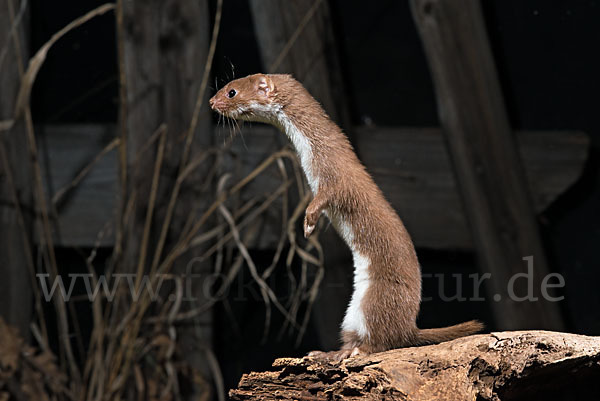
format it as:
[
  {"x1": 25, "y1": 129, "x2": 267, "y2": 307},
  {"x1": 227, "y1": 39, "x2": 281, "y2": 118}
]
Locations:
[{"x1": 303, "y1": 214, "x2": 316, "y2": 238}]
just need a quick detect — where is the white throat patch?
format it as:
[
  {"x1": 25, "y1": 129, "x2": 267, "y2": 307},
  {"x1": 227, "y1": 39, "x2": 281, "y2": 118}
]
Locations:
[
  {"x1": 243, "y1": 101, "x2": 318, "y2": 192},
  {"x1": 276, "y1": 111, "x2": 319, "y2": 193}
]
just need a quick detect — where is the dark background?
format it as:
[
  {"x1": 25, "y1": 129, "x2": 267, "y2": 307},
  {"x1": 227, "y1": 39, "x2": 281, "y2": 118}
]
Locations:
[{"x1": 29, "y1": 0, "x2": 600, "y2": 392}]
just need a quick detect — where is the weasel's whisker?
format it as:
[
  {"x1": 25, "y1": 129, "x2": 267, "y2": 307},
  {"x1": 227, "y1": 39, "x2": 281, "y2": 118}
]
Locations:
[
  {"x1": 226, "y1": 116, "x2": 234, "y2": 141},
  {"x1": 236, "y1": 120, "x2": 248, "y2": 151},
  {"x1": 215, "y1": 109, "x2": 223, "y2": 131},
  {"x1": 229, "y1": 118, "x2": 236, "y2": 144}
]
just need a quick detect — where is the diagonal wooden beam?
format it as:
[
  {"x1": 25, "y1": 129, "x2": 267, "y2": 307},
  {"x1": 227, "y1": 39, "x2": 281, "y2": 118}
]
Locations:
[{"x1": 410, "y1": 0, "x2": 564, "y2": 330}]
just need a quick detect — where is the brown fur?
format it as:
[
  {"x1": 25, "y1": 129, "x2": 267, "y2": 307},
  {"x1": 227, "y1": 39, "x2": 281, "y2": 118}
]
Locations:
[{"x1": 210, "y1": 74, "x2": 483, "y2": 356}]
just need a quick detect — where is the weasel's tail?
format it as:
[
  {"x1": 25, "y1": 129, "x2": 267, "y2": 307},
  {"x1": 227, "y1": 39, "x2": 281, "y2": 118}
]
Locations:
[{"x1": 415, "y1": 320, "x2": 484, "y2": 345}]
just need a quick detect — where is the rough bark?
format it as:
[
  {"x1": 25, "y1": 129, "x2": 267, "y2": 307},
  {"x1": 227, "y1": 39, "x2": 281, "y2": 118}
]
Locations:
[{"x1": 230, "y1": 331, "x2": 600, "y2": 401}]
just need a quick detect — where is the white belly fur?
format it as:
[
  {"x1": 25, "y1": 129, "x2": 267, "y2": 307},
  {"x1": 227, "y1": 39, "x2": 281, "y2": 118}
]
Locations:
[
  {"x1": 278, "y1": 110, "x2": 370, "y2": 339},
  {"x1": 342, "y1": 251, "x2": 371, "y2": 339},
  {"x1": 327, "y1": 210, "x2": 371, "y2": 339}
]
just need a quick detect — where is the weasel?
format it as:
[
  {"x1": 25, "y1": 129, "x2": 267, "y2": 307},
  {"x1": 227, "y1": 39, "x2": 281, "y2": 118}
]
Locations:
[{"x1": 209, "y1": 73, "x2": 483, "y2": 359}]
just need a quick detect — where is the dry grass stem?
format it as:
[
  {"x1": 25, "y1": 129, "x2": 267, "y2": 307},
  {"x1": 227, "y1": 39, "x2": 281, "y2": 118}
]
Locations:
[
  {"x1": 7, "y1": 0, "x2": 83, "y2": 387},
  {"x1": 134, "y1": 125, "x2": 167, "y2": 290},
  {"x1": 268, "y1": 0, "x2": 325, "y2": 73},
  {"x1": 149, "y1": 0, "x2": 224, "y2": 277},
  {"x1": 0, "y1": 0, "x2": 27, "y2": 72}
]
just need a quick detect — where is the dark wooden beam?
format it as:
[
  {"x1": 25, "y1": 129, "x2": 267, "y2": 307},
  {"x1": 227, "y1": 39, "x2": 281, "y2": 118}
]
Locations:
[
  {"x1": 410, "y1": 0, "x2": 564, "y2": 330},
  {"x1": 0, "y1": 0, "x2": 33, "y2": 337},
  {"x1": 357, "y1": 127, "x2": 588, "y2": 250},
  {"x1": 37, "y1": 125, "x2": 588, "y2": 251},
  {"x1": 118, "y1": 0, "x2": 214, "y2": 387}
]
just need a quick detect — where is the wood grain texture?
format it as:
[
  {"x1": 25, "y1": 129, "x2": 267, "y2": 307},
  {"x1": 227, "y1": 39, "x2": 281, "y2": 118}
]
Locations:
[
  {"x1": 118, "y1": 0, "x2": 213, "y2": 384},
  {"x1": 38, "y1": 124, "x2": 118, "y2": 246},
  {"x1": 410, "y1": 0, "x2": 564, "y2": 330},
  {"x1": 229, "y1": 331, "x2": 600, "y2": 400},
  {"x1": 119, "y1": 0, "x2": 213, "y2": 269},
  {"x1": 0, "y1": 0, "x2": 33, "y2": 336}
]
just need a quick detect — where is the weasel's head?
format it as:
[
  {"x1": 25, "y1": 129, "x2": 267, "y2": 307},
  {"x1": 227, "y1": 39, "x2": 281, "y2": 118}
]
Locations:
[{"x1": 209, "y1": 73, "x2": 281, "y2": 124}]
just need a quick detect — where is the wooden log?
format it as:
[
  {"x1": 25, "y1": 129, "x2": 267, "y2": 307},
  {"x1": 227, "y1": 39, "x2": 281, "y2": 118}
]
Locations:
[
  {"x1": 410, "y1": 0, "x2": 564, "y2": 330},
  {"x1": 229, "y1": 331, "x2": 600, "y2": 401},
  {"x1": 0, "y1": 0, "x2": 33, "y2": 336},
  {"x1": 36, "y1": 125, "x2": 588, "y2": 251}
]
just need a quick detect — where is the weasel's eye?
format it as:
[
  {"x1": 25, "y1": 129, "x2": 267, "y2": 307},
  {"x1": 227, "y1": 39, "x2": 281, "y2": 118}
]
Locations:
[{"x1": 227, "y1": 89, "x2": 237, "y2": 98}]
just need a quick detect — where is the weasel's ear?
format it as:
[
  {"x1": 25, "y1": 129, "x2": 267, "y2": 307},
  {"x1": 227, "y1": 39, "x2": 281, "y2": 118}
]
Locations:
[{"x1": 257, "y1": 75, "x2": 274, "y2": 97}]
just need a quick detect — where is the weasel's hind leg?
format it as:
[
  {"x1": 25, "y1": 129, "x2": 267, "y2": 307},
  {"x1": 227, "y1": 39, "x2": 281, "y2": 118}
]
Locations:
[
  {"x1": 306, "y1": 330, "x2": 369, "y2": 362},
  {"x1": 307, "y1": 348, "x2": 357, "y2": 363}
]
